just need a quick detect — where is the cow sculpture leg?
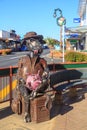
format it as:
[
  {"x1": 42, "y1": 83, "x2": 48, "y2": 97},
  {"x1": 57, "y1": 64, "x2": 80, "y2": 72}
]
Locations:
[
  {"x1": 24, "y1": 100, "x2": 30, "y2": 122},
  {"x1": 18, "y1": 78, "x2": 31, "y2": 122}
]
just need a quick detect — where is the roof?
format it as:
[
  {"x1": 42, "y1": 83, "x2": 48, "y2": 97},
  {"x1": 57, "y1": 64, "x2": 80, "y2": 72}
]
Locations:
[{"x1": 66, "y1": 25, "x2": 87, "y2": 34}]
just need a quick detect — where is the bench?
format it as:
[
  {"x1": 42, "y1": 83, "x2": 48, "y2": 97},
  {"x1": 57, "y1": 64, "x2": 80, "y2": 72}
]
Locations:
[
  {"x1": 50, "y1": 68, "x2": 87, "y2": 103},
  {"x1": 14, "y1": 68, "x2": 87, "y2": 121}
]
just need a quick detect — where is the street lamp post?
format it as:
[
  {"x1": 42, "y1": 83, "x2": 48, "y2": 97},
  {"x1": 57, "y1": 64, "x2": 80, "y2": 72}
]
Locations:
[{"x1": 53, "y1": 8, "x2": 66, "y2": 62}]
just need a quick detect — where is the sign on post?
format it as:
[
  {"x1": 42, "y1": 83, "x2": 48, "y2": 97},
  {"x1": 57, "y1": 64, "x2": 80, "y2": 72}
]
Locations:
[{"x1": 73, "y1": 18, "x2": 81, "y2": 23}]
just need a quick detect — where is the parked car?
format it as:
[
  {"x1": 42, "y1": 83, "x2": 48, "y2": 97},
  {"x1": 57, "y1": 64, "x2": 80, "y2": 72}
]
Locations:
[
  {"x1": 0, "y1": 41, "x2": 12, "y2": 54},
  {"x1": 19, "y1": 40, "x2": 29, "y2": 51},
  {"x1": 20, "y1": 44, "x2": 28, "y2": 51},
  {"x1": 42, "y1": 44, "x2": 49, "y2": 49},
  {"x1": 7, "y1": 40, "x2": 21, "y2": 52}
]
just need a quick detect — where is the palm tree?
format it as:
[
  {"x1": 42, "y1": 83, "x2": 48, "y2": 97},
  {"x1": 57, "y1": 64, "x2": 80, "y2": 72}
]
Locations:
[{"x1": 44, "y1": 37, "x2": 60, "y2": 48}]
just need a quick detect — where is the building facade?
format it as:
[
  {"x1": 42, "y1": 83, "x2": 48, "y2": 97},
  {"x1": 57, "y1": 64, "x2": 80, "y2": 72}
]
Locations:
[
  {"x1": 65, "y1": 0, "x2": 87, "y2": 51},
  {"x1": 0, "y1": 30, "x2": 10, "y2": 39},
  {"x1": 78, "y1": 0, "x2": 87, "y2": 26},
  {"x1": 78, "y1": 0, "x2": 87, "y2": 50},
  {"x1": 0, "y1": 29, "x2": 20, "y2": 41}
]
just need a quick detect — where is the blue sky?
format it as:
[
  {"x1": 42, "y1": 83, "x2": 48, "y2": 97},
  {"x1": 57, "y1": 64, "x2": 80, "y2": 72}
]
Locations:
[{"x1": 0, "y1": 0, "x2": 79, "y2": 40}]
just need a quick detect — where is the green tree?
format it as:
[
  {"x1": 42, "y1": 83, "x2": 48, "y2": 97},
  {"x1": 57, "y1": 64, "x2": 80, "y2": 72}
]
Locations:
[{"x1": 44, "y1": 37, "x2": 60, "y2": 47}]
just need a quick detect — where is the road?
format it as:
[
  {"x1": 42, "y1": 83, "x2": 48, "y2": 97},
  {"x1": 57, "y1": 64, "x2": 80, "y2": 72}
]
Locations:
[
  {"x1": 0, "y1": 49, "x2": 62, "y2": 68},
  {"x1": 0, "y1": 52, "x2": 26, "y2": 68}
]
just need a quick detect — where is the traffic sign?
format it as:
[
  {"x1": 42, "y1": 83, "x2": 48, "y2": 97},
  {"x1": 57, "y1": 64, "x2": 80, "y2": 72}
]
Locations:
[{"x1": 73, "y1": 18, "x2": 81, "y2": 23}]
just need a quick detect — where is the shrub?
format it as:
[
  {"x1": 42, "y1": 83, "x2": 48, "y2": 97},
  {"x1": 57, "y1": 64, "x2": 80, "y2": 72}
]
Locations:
[
  {"x1": 84, "y1": 54, "x2": 87, "y2": 62},
  {"x1": 65, "y1": 51, "x2": 86, "y2": 62},
  {"x1": 0, "y1": 49, "x2": 12, "y2": 55},
  {"x1": 65, "y1": 51, "x2": 76, "y2": 62}
]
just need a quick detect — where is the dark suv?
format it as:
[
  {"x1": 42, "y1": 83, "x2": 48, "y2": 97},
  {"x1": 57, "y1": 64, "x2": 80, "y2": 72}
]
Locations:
[
  {"x1": 0, "y1": 41, "x2": 8, "y2": 49},
  {"x1": 7, "y1": 40, "x2": 21, "y2": 51}
]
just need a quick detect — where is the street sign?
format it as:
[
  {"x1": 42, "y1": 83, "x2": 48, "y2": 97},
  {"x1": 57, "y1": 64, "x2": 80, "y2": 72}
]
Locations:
[{"x1": 73, "y1": 18, "x2": 81, "y2": 23}]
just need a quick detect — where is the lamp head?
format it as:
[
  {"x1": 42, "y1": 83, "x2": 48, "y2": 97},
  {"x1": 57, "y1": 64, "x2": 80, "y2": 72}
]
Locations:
[{"x1": 53, "y1": 10, "x2": 57, "y2": 18}]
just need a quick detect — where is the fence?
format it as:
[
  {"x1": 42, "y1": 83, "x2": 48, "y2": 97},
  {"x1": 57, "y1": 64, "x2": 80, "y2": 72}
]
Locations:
[{"x1": 0, "y1": 66, "x2": 18, "y2": 105}]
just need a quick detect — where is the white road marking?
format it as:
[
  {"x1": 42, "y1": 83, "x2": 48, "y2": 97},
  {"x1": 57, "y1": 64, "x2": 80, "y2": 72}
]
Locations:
[{"x1": 10, "y1": 55, "x2": 26, "y2": 59}]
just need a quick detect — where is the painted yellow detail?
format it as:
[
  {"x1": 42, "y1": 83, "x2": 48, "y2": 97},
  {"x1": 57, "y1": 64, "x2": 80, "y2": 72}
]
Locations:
[{"x1": 0, "y1": 80, "x2": 17, "y2": 100}]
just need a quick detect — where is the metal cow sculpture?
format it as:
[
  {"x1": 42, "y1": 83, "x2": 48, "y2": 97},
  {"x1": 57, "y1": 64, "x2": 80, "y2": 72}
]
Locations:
[{"x1": 12, "y1": 32, "x2": 50, "y2": 122}]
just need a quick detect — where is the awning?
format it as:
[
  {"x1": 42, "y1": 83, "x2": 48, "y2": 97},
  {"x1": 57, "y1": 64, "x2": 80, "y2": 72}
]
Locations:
[{"x1": 66, "y1": 25, "x2": 87, "y2": 34}]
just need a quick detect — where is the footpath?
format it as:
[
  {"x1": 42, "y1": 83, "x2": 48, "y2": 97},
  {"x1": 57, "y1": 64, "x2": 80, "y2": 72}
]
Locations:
[{"x1": 1, "y1": 86, "x2": 87, "y2": 130}]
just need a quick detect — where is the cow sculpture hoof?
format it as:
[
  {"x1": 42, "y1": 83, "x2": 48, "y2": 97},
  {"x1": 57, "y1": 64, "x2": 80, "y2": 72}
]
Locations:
[{"x1": 24, "y1": 112, "x2": 31, "y2": 123}]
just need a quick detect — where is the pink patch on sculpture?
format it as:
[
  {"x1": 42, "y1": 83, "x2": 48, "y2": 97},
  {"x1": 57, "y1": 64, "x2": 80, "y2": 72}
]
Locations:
[{"x1": 26, "y1": 71, "x2": 42, "y2": 90}]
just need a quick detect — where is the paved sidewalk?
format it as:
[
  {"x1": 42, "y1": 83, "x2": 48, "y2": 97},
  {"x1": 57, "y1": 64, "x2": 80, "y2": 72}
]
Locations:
[{"x1": 0, "y1": 87, "x2": 87, "y2": 130}]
